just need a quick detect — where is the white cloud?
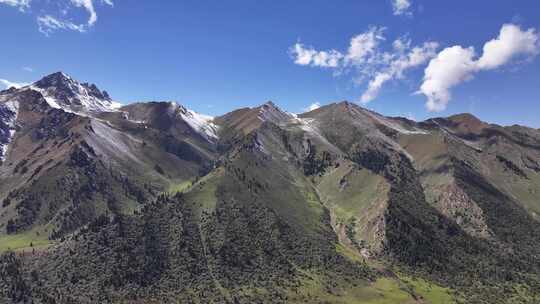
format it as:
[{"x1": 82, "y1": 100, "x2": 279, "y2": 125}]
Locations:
[
  {"x1": 291, "y1": 28, "x2": 438, "y2": 105},
  {"x1": 38, "y1": 15, "x2": 85, "y2": 35},
  {"x1": 392, "y1": 0, "x2": 412, "y2": 16},
  {"x1": 36, "y1": 0, "x2": 114, "y2": 35},
  {"x1": 70, "y1": 0, "x2": 97, "y2": 26},
  {"x1": 0, "y1": 79, "x2": 29, "y2": 89},
  {"x1": 419, "y1": 23, "x2": 539, "y2": 112},
  {"x1": 419, "y1": 46, "x2": 477, "y2": 112},
  {"x1": 22, "y1": 66, "x2": 33, "y2": 72},
  {"x1": 361, "y1": 73, "x2": 393, "y2": 103},
  {"x1": 392, "y1": 38, "x2": 411, "y2": 53},
  {"x1": 290, "y1": 27, "x2": 385, "y2": 69},
  {"x1": 1, "y1": 0, "x2": 113, "y2": 34},
  {"x1": 361, "y1": 41, "x2": 438, "y2": 103},
  {"x1": 346, "y1": 27, "x2": 386, "y2": 65},
  {"x1": 0, "y1": 0, "x2": 30, "y2": 11},
  {"x1": 477, "y1": 24, "x2": 539, "y2": 70},
  {"x1": 303, "y1": 102, "x2": 321, "y2": 112},
  {"x1": 290, "y1": 44, "x2": 343, "y2": 68}
]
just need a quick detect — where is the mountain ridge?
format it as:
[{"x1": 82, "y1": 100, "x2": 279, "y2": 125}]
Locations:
[
  {"x1": 2, "y1": 72, "x2": 529, "y2": 131},
  {"x1": 1, "y1": 72, "x2": 540, "y2": 303}
]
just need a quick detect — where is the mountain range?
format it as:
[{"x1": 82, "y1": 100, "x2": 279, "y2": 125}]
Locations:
[{"x1": 1, "y1": 72, "x2": 540, "y2": 303}]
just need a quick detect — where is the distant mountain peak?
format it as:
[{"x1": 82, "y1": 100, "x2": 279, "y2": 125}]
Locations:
[
  {"x1": 432, "y1": 113, "x2": 488, "y2": 135},
  {"x1": 319, "y1": 100, "x2": 359, "y2": 113},
  {"x1": 447, "y1": 113, "x2": 482, "y2": 125},
  {"x1": 337, "y1": 100, "x2": 352, "y2": 105},
  {"x1": 35, "y1": 71, "x2": 71, "y2": 83},
  {"x1": 30, "y1": 71, "x2": 121, "y2": 115},
  {"x1": 261, "y1": 100, "x2": 278, "y2": 107},
  {"x1": 257, "y1": 101, "x2": 293, "y2": 124}
]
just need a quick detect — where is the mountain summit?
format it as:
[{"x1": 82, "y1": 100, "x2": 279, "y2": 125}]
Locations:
[
  {"x1": 1, "y1": 73, "x2": 540, "y2": 303},
  {"x1": 29, "y1": 71, "x2": 121, "y2": 114}
]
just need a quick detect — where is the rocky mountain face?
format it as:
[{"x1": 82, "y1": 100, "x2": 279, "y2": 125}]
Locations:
[
  {"x1": 31, "y1": 72, "x2": 120, "y2": 114},
  {"x1": 0, "y1": 98, "x2": 19, "y2": 163},
  {"x1": 1, "y1": 72, "x2": 540, "y2": 303}
]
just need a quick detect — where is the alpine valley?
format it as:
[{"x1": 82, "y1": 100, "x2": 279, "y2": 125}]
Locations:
[{"x1": 2, "y1": 72, "x2": 540, "y2": 304}]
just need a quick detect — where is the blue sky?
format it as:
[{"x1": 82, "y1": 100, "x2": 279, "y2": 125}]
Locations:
[{"x1": 1, "y1": 0, "x2": 539, "y2": 127}]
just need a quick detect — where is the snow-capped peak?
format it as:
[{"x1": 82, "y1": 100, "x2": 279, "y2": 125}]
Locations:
[
  {"x1": 168, "y1": 102, "x2": 219, "y2": 141},
  {"x1": 28, "y1": 72, "x2": 121, "y2": 115}
]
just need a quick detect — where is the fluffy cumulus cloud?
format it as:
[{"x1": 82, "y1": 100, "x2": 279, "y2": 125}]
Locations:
[
  {"x1": 0, "y1": 0, "x2": 113, "y2": 35},
  {"x1": 477, "y1": 24, "x2": 539, "y2": 70},
  {"x1": 290, "y1": 27, "x2": 438, "y2": 104},
  {"x1": 420, "y1": 24, "x2": 539, "y2": 112},
  {"x1": 290, "y1": 27, "x2": 385, "y2": 69},
  {"x1": 290, "y1": 44, "x2": 343, "y2": 68},
  {"x1": 0, "y1": 79, "x2": 29, "y2": 89},
  {"x1": 391, "y1": 0, "x2": 412, "y2": 16},
  {"x1": 419, "y1": 46, "x2": 476, "y2": 112}
]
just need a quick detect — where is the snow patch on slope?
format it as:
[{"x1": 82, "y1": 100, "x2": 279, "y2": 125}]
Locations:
[
  {"x1": 25, "y1": 72, "x2": 121, "y2": 115},
  {"x1": 180, "y1": 109, "x2": 219, "y2": 140},
  {"x1": 29, "y1": 85, "x2": 120, "y2": 115},
  {"x1": 366, "y1": 111, "x2": 429, "y2": 135},
  {"x1": 169, "y1": 102, "x2": 219, "y2": 141},
  {"x1": 29, "y1": 86, "x2": 64, "y2": 110},
  {"x1": 0, "y1": 100, "x2": 19, "y2": 162}
]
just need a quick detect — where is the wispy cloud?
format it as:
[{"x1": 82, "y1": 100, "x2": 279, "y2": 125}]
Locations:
[
  {"x1": 0, "y1": 0, "x2": 30, "y2": 11},
  {"x1": 70, "y1": 0, "x2": 97, "y2": 26},
  {"x1": 22, "y1": 66, "x2": 34, "y2": 72},
  {"x1": 0, "y1": 0, "x2": 113, "y2": 35},
  {"x1": 38, "y1": 15, "x2": 86, "y2": 35},
  {"x1": 392, "y1": 0, "x2": 412, "y2": 16},
  {"x1": 419, "y1": 23, "x2": 539, "y2": 112},
  {"x1": 290, "y1": 27, "x2": 438, "y2": 104},
  {"x1": 0, "y1": 79, "x2": 29, "y2": 89},
  {"x1": 361, "y1": 40, "x2": 438, "y2": 103},
  {"x1": 345, "y1": 27, "x2": 386, "y2": 66}
]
